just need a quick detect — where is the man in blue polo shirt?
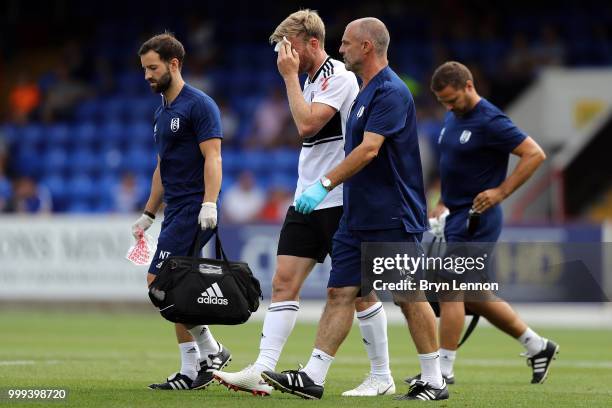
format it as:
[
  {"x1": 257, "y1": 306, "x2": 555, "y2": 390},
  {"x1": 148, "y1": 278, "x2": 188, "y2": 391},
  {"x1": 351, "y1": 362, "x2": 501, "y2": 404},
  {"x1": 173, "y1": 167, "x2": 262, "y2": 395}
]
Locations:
[
  {"x1": 130, "y1": 32, "x2": 231, "y2": 390},
  {"x1": 261, "y1": 18, "x2": 448, "y2": 401},
  {"x1": 405, "y1": 61, "x2": 558, "y2": 386}
]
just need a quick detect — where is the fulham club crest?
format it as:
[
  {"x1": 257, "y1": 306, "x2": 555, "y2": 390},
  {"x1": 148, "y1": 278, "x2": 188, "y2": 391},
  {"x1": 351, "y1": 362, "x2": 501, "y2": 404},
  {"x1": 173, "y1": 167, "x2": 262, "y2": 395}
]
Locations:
[
  {"x1": 459, "y1": 130, "x2": 472, "y2": 144},
  {"x1": 170, "y1": 117, "x2": 180, "y2": 132}
]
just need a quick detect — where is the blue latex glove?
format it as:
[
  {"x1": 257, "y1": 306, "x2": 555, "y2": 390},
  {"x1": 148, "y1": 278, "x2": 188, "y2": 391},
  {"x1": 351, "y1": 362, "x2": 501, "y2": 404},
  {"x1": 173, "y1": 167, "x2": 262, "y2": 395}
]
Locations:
[{"x1": 295, "y1": 180, "x2": 329, "y2": 214}]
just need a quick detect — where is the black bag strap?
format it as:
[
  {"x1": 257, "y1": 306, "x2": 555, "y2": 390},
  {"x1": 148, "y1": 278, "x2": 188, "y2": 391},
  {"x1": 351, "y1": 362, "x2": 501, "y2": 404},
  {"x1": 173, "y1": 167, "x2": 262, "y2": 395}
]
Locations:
[
  {"x1": 458, "y1": 314, "x2": 480, "y2": 347},
  {"x1": 427, "y1": 236, "x2": 480, "y2": 348},
  {"x1": 191, "y1": 227, "x2": 229, "y2": 263}
]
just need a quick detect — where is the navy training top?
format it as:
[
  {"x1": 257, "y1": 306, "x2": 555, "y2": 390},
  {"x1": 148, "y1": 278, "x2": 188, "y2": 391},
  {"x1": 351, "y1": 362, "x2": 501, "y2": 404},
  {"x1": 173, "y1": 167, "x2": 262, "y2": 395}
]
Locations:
[
  {"x1": 343, "y1": 66, "x2": 427, "y2": 232},
  {"x1": 153, "y1": 83, "x2": 223, "y2": 205},
  {"x1": 438, "y1": 98, "x2": 527, "y2": 210}
]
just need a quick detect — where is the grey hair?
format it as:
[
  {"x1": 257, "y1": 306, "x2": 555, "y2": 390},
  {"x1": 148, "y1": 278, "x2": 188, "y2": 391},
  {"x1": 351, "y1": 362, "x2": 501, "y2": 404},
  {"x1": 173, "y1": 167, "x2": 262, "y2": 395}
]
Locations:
[{"x1": 353, "y1": 17, "x2": 389, "y2": 56}]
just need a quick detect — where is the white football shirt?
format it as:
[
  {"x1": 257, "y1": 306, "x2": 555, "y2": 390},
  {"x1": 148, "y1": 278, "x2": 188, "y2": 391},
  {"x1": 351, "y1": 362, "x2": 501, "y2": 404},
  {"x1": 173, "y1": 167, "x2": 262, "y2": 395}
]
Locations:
[{"x1": 295, "y1": 57, "x2": 359, "y2": 209}]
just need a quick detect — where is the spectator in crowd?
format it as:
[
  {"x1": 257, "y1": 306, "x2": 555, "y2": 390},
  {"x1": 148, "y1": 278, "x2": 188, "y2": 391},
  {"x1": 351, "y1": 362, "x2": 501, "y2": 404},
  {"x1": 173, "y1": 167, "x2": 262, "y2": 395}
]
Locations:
[
  {"x1": 183, "y1": 17, "x2": 217, "y2": 95},
  {"x1": 186, "y1": 16, "x2": 217, "y2": 70},
  {"x1": 41, "y1": 64, "x2": 92, "y2": 122},
  {"x1": 0, "y1": 138, "x2": 11, "y2": 212},
  {"x1": 258, "y1": 186, "x2": 293, "y2": 223},
  {"x1": 92, "y1": 56, "x2": 116, "y2": 95},
  {"x1": 245, "y1": 87, "x2": 294, "y2": 149},
  {"x1": 504, "y1": 33, "x2": 538, "y2": 81},
  {"x1": 6, "y1": 176, "x2": 52, "y2": 213},
  {"x1": 217, "y1": 98, "x2": 240, "y2": 147},
  {"x1": 532, "y1": 25, "x2": 566, "y2": 68},
  {"x1": 222, "y1": 171, "x2": 265, "y2": 223},
  {"x1": 8, "y1": 74, "x2": 41, "y2": 124},
  {"x1": 114, "y1": 172, "x2": 143, "y2": 213}
]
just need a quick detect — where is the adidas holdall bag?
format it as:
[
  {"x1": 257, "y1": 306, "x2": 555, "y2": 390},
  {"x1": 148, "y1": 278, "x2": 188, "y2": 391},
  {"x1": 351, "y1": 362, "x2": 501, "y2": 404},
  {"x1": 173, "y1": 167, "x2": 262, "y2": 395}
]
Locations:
[{"x1": 148, "y1": 228, "x2": 262, "y2": 325}]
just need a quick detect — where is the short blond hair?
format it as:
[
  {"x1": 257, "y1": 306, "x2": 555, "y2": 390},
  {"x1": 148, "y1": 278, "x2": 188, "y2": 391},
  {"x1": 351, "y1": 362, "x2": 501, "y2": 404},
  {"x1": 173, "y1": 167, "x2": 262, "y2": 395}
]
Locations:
[{"x1": 269, "y1": 9, "x2": 325, "y2": 48}]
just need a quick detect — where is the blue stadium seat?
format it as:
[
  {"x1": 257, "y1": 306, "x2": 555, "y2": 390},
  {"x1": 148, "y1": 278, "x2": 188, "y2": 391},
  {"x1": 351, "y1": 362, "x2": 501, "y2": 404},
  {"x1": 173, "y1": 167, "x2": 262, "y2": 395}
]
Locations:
[
  {"x1": 74, "y1": 99, "x2": 100, "y2": 122},
  {"x1": 91, "y1": 197, "x2": 114, "y2": 213},
  {"x1": 42, "y1": 148, "x2": 68, "y2": 175},
  {"x1": 65, "y1": 174, "x2": 96, "y2": 203},
  {"x1": 241, "y1": 150, "x2": 270, "y2": 174},
  {"x1": 270, "y1": 149, "x2": 299, "y2": 172},
  {"x1": 97, "y1": 174, "x2": 119, "y2": 194},
  {"x1": 98, "y1": 120, "x2": 125, "y2": 149},
  {"x1": 66, "y1": 200, "x2": 93, "y2": 213},
  {"x1": 255, "y1": 173, "x2": 271, "y2": 190},
  {"x1": 117, "y1": 71, "x2": 147, "y2": 96},
  {"x1": 220, "y1": 174, "x2": 235, "y2": 194},
  {"x1": 268, "y1": 173, "x2": 297, "y2": 192},
  {"x1": 126, "y1": 97, "x2": 158, "y2": 122},
  {"x1": 0, "y1": 125, "x2": 18, "y2": 146},
  {"x1": 46, "y1": 124, "x2": 71, "y2": 150},
  {"x1": 41, "y1": 173, "x2": 68, "y2": 211},
  {"x1": 66, "y1": 148, "x2": 100, "y2": 176},
  {"x1": 15, "y1": 146, "x2": 42, "y2": 178},
  {"x1": 0, "y1": 177, "x2": 11, "y2": 200},
  {"x1": 95, "y1": 174, "x2": 119, "y2": 211},
  {"x1": 221, "y1": 148, "x2": 241, "y2": 174},
  {"x1": 20, "y1": 124, "x2": 45, "y2": 151},
  {"x1": 120, "y1": 148, "x2": 156, "y2": 175},
  {"x1": 102, "y1": 148, "x2": 123, "y2": 175},
  {"x1": 72, "y1": 122, "x2": 98, "y2": 150},
  {"x1": 125, "y1": 120, "x2": 153, "y2": 149},
  {"x1": 101, "y1": 98, "x2": 128, "y2": 123}
]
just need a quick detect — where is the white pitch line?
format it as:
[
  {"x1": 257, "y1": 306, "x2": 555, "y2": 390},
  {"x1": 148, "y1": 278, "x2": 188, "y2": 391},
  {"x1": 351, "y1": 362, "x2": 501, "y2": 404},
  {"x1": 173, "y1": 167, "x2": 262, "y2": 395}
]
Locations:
[
  {"x1": 281, "y1": 355, "x2": 612, "y2": 369},
  {"x1": 0, "y1": 360, "x2": 61, "y2": 366},
  {"x1": 0, "y1": 360, "x2": 35, "y2": 366}
]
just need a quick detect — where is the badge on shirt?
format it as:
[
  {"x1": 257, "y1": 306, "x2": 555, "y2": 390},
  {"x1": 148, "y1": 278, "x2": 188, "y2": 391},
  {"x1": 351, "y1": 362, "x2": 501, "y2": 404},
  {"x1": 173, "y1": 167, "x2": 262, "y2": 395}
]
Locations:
[
  {"x1": 459, "y1": 130, "x2": 472, "y2": 144},
  {"x1": 170, "y1": 117, "x2": 180, "y2": 132}
]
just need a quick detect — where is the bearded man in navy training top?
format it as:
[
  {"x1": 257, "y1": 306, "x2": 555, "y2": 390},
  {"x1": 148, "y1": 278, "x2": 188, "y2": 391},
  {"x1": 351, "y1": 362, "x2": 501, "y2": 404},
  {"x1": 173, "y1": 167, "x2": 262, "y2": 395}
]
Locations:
[
  {"x1": 405, "y1": 61, "x2": 558, "y2": 386},
  {"x1": 131, "y1": 32, "x2": 231, "y2": 391}
]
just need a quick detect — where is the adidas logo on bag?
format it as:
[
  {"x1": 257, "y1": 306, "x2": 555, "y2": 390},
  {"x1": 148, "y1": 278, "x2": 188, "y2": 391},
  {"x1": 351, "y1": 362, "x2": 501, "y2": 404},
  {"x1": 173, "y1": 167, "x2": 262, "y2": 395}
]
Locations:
[{"x1": 197, "y1": 282, "x2": 229, "y2": 306}]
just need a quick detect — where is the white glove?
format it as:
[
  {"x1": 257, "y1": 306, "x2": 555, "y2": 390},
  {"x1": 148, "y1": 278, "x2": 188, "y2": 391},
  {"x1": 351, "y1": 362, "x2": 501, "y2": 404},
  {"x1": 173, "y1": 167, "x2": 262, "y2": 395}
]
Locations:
[
  {"x1": 131, "y1": 213, "x2": 154, "y2": 239},
  {"x1": 199, "y1": 202, "x2": 217, "y2": 230},
  {"x1": 428, "y1": 209, "x2": 450, "y2": 240}
]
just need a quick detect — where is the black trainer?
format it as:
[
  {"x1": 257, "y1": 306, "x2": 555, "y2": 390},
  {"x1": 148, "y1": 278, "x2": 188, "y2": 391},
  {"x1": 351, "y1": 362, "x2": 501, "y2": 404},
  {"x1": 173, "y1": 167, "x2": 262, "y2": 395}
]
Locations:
[
  {"x1": 261, "y1": 369, "x2": 324, "y2": 400},
  {"x1": 148, "y1": 372, "x2": 195, "y2": 390},
  {"x1": 525, "y1": 339, "x2": 559, "y2": 384},
  {"x1": 192, "y1": 342, "x2": 232, "y2": 389},
  {"x1": 394, "y1": 379, "x2": 449, "y2": 401},
  {"x1": 404, "y1": 372, "x2": 455, "y2": 385}
]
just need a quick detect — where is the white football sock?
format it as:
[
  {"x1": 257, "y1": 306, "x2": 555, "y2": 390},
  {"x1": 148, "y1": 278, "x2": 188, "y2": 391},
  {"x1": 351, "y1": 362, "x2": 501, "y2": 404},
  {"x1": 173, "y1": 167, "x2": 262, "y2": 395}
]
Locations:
[
  {"x1": 302, "y1": 348, "x2": 334, "y2": 385},
  {"x1": 187, "y1": 325, "x2": 220, "y2": 356},
  {"x1": 518, "y1": 327, "x2": 546, "y2": 356},
  {"x1": 419, "y1": 351, "x2": 443, "y2": 389},
  {"x1": 439, "y1": 348, "x2": 456, "y2": 377},
  {"x1": 253, "y1": 301, "x2": 299, "y2": 373},
  {"x1": 178, "y1": 341, "x2": 200, "y2": 380},
  {"x1": 356, "y1": 302, "x2": 391, "y2": 380}
]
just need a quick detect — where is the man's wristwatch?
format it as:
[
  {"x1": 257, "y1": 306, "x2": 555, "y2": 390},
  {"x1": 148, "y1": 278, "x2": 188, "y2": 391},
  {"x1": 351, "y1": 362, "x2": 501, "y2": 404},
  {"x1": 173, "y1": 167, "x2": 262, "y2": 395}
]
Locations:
[{"x1": 321, "y1": 176, "x2": 333, "y2": 191}]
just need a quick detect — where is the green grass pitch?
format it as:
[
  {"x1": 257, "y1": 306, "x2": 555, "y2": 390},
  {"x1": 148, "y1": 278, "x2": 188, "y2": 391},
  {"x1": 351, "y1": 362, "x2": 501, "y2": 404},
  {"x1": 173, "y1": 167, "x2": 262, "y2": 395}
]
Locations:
[{"x1": 1, "y1": 310, "x2": 611, "y2": 407}]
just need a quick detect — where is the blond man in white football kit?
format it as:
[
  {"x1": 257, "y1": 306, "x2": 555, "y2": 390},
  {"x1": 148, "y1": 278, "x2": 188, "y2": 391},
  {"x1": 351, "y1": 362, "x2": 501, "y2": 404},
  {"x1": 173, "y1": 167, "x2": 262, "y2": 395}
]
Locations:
[{"x1": 214, "y1": 10, "x2": 394, "y2": 397}]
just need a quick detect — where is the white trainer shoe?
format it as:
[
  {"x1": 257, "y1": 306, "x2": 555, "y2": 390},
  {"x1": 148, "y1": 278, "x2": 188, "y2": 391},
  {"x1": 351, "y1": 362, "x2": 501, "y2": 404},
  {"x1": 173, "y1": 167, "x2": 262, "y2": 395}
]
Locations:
[
  {"x1": 342, "y1": 374, "x2": 396, "y2": 397},
  {"x1": 214, "y1": 365, "x2": 273, "y2": 396}
]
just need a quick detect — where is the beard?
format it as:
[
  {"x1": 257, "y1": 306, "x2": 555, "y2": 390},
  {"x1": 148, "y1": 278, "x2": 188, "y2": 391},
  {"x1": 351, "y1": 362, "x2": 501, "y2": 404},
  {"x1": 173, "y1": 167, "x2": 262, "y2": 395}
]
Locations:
[
  {"x1": 451, "y1": 104, "x2": 469, "y2": 116},
  {"x1": 343, "y1": 56, "x2": 360, "y2": 73},
  {"x1": 149, "y1": 71, "x2": 172, "y2": 93}
]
